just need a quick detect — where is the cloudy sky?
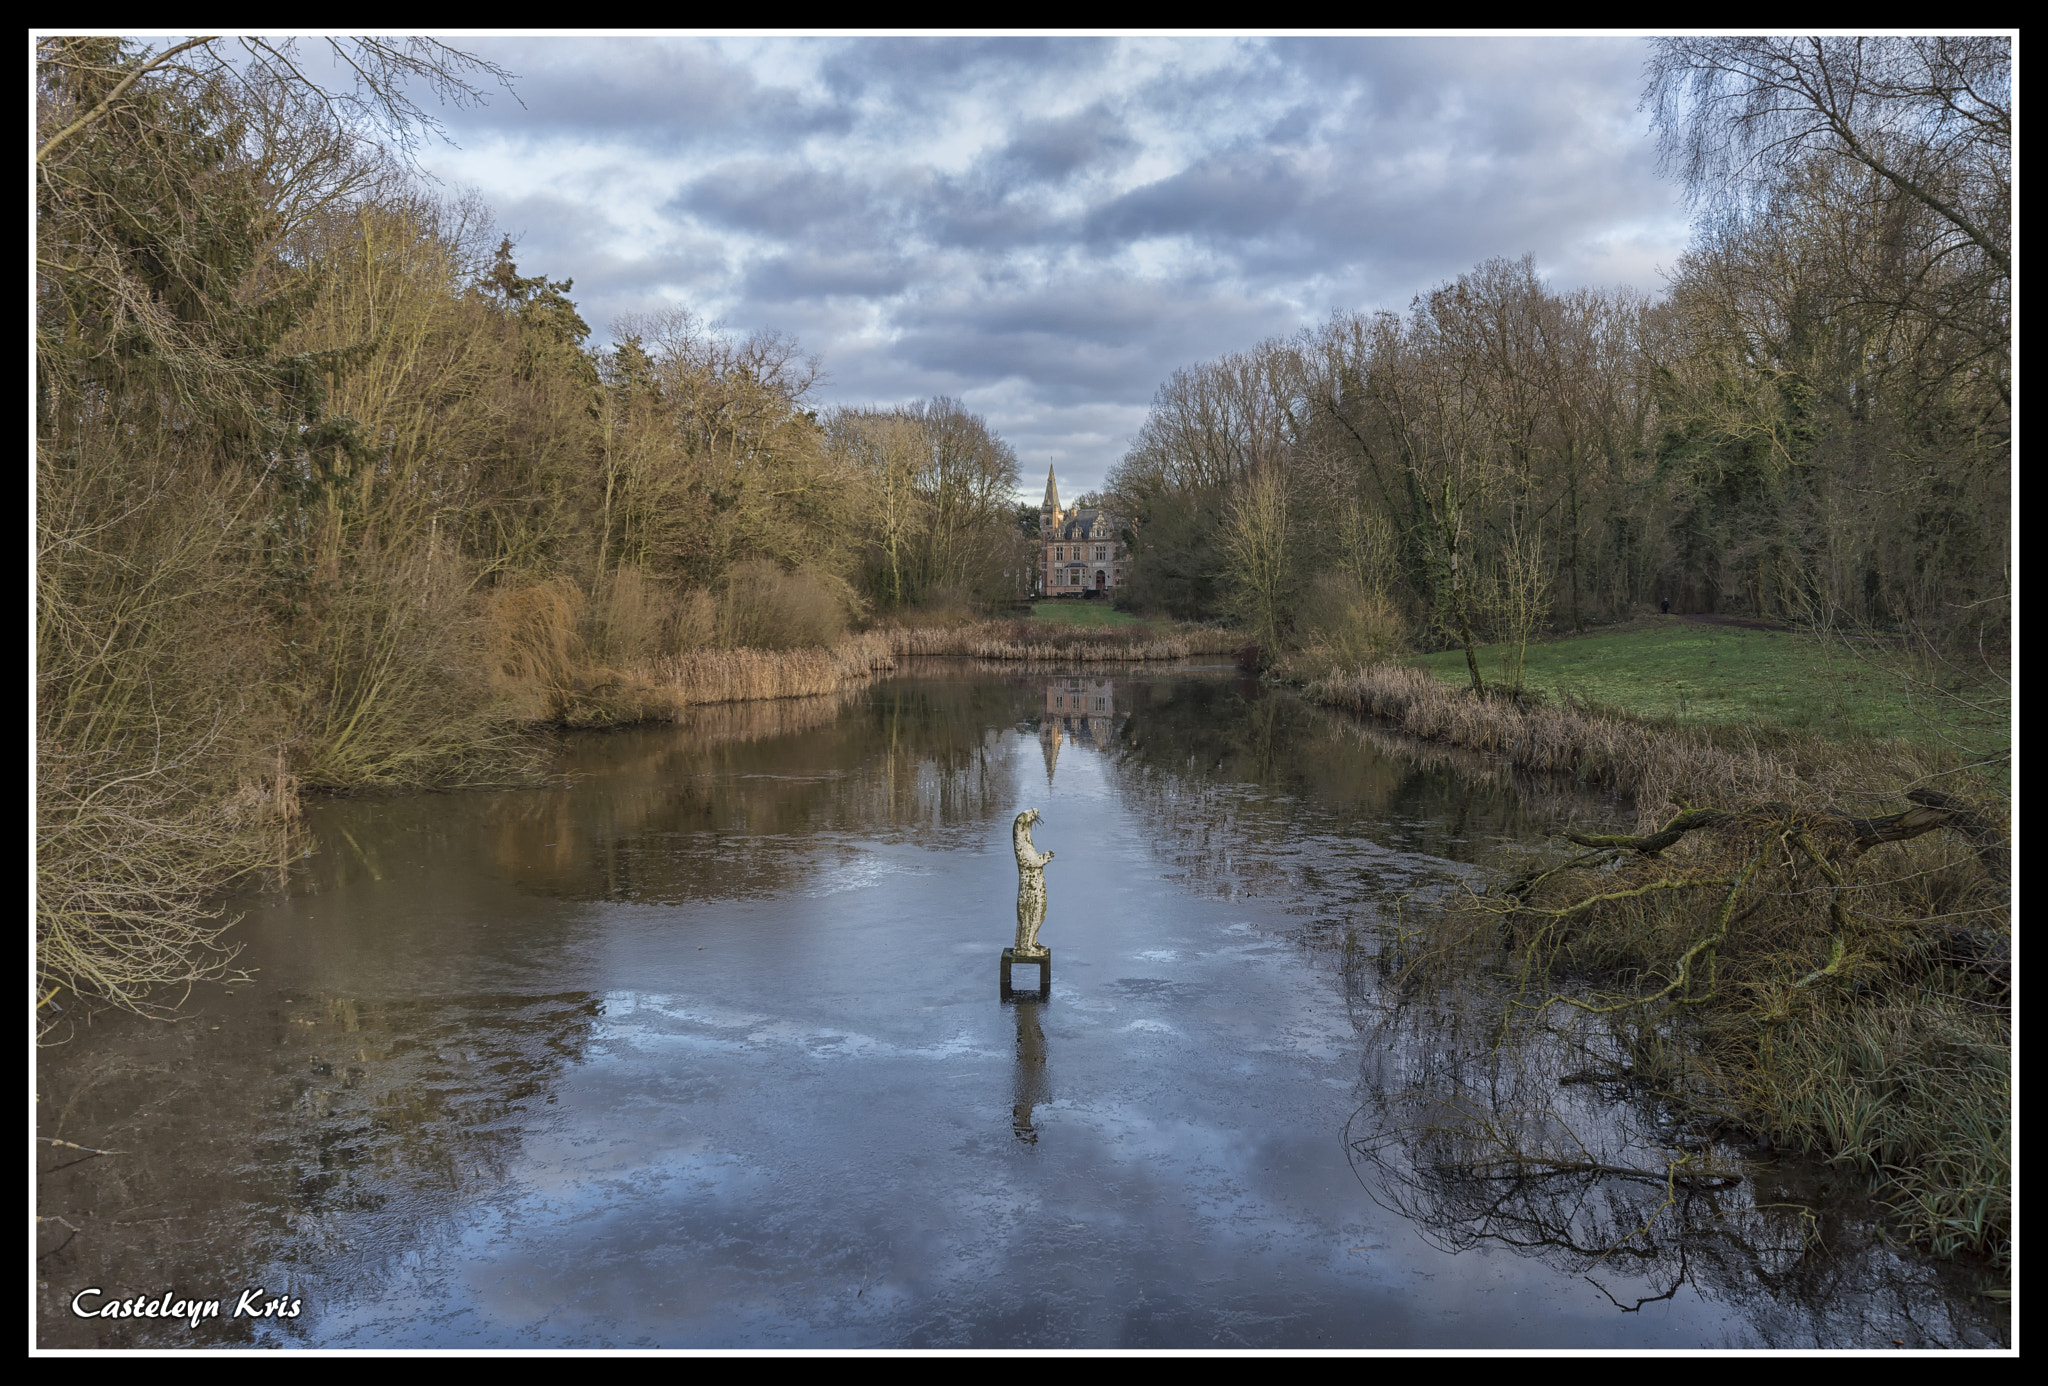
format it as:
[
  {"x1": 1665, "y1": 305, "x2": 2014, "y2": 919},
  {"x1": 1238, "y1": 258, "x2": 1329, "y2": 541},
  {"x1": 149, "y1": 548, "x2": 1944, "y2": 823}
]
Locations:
[{"x1": 413, "y1": 34, "x2": 1692, "y2": 499}]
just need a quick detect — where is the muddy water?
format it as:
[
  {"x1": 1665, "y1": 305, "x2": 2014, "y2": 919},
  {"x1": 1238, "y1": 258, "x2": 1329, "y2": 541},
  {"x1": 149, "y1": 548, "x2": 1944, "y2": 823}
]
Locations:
[{"x1": 35, "y1": 668, "x2": 2005, "y2": 1349}]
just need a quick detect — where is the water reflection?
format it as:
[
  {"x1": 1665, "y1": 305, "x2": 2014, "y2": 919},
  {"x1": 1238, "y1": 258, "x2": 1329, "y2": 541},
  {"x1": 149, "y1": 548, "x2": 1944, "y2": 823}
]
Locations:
[
  {"x1": 1010, "y1": 1001, "x2": 1049, "y2": 1144},
  {"x1": 1040, "y1": 676, "x2": 1124, "y2": 778},
  {"x1": 36, "y1": 667, "x2": 2007, "y2": 1348},
  {"x1": 1102, "y1": 676, "x2": 1587, "y2": 942},
  {"x1": 1344, "y1": 977, "x2": 2005, "y2": 1347},
  {"x1": 473, "y1": 683, "x2": 1034, "y2": 907},
  {"x1": 37, "y1": 981, "x2": 599, "y2": 1346}
]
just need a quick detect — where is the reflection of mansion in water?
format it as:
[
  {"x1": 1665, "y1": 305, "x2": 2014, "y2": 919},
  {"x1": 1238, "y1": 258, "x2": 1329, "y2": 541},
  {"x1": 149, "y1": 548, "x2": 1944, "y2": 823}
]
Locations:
[{"x1": 1040, "y1": 677, "x2": 1123, "y2": 777}]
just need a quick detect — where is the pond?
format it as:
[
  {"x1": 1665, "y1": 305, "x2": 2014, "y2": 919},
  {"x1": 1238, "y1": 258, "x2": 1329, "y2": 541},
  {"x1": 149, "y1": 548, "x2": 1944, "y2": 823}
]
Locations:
[{"x1": 34, "y1": 665, "x2": 2007, "y2": 1349}]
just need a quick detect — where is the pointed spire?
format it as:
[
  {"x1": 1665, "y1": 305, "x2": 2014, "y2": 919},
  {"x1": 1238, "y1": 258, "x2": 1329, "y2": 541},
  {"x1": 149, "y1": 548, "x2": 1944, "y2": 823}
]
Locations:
[{"x1": 1042, "y1": 463, "x2": 1060, "y2": 512}]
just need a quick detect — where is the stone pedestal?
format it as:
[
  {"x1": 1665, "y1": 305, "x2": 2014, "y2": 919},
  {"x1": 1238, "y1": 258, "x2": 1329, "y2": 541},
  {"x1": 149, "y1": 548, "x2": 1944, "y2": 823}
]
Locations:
[{"x1": 1000, "y1": 947, "x2": 1051, "y2": 1001}]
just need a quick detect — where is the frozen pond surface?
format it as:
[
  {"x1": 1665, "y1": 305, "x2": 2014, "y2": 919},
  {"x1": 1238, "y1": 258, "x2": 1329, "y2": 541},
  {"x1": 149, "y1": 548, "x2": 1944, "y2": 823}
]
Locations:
[{"x1": 36, "y1": 668, "x2": 2006, "y2": 1348}]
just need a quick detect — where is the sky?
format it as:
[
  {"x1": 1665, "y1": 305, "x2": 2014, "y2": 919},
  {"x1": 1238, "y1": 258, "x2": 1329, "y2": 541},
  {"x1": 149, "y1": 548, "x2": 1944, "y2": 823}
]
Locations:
[{"x1": 406, "y1": 34, "x2": 1694, "y2": 500}]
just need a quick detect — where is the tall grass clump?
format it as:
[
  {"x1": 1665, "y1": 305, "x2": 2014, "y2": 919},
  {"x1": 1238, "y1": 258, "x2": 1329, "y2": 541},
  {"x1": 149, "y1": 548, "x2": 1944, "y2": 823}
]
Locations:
[
  {"x1": 716, "y1": 559, "x2": 850, "y2": 651},
  {"x1": 292, "y1": 544, "x2": 524, "y2": 790},
  {"x1": 485, "y1": 566, "x2": 888, "y2": 727},
  {"x1": 652, "y1": 636, "x2": 894, "y2": 708},
  {"x1": 589, "y1": 564, "x2": 709, "y2": 668}
]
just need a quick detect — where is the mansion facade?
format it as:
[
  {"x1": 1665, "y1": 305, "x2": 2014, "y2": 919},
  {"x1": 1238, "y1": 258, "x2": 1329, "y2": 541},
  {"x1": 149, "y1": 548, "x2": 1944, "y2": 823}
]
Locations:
[{"x1": 1037, "y1": 466, "x2": 1124, "y2": 597}]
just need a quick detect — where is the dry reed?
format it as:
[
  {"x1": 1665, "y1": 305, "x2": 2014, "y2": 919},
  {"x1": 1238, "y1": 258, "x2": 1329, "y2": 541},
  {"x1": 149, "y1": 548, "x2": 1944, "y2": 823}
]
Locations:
[
  {"x1": 498, "y1": 637, "x2": 896, "y2": 730},
  {"x1": 649, "y1": 635, "x2": 895, "y2": 708},
  {"x1": 1304, "y1": 662, "x2": 1965, "y2": 829}
]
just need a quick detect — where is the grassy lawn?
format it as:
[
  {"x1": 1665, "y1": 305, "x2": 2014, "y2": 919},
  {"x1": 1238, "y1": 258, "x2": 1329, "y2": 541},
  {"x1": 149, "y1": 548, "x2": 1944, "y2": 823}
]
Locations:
[
  {"x1": 1026, "y1": 600, "x2": 1147, "y2": 629},
  {"x1": 1407, "y1": 616, "x2": 2003, "y2": 748}
]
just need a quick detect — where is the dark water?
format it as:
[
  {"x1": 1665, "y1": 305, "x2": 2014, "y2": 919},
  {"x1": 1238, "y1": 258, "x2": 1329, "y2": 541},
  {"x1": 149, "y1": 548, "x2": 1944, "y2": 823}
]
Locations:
[{"x1": 35, "y1": 667, "x2": 2007, "y2": 1348}]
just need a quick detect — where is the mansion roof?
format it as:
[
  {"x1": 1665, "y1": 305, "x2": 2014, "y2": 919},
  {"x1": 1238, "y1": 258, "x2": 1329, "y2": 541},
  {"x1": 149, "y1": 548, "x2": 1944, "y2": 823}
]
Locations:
[
  {"x1": 1040, "y1": 466, "x2": 1117, "y2": 543},
  {"x1": 1050, "y1": 508, "x2": 1114, "y2": 542}
]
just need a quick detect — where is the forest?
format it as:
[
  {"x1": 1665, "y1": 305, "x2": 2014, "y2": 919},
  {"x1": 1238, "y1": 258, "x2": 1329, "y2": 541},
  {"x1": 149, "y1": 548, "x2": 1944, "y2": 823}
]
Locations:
[
  {"x1": 1110, "y1": 37, "x2": 2009, "y2": 701},
  {"x1": 35, "y1": 38, "x2": 1032, "y2": 1014}
]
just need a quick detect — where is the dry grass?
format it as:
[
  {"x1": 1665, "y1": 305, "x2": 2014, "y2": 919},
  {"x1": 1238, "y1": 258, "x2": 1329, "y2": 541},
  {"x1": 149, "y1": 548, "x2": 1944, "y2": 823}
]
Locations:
[
  {"x1": 1305, "y1": 662, "x2": 1973, "y2": 830},
  {"x1": 590, "y1": 565, "x2": 712, "y2": 666},
  {"x1": 487, "y1": 589, "x2": 894, "y2": 728},
  {"x1": 883, "y1": 618, "x2": 1243, "y2": 662},
  {"x1": 649, "y1": 635, "x2": 894, "y2": 708},
  {"x1": 1280, "y1": 572, "x2": 1407, "y2": 683},
  {"x1": 485, "y1": 568, "x2": 888, "y2": 729}
]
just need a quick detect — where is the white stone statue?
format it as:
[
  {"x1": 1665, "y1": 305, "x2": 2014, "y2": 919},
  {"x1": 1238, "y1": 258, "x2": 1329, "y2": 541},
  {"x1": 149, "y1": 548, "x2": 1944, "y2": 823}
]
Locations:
[{"x1": 1012, "y1": 808, "x2": 1054, "y2": 956}]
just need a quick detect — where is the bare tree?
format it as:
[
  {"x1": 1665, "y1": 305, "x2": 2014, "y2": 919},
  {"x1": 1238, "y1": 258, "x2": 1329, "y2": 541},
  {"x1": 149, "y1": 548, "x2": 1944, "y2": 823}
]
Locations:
[
  {"x1": 1643, "y1": 36, "x2": 2010, "y2": 278},
  {"x1": 37, "y1": 35, "x2": 519, "y2": 165},
  {"x1": 1220, "y1": 463, "x2": 1295, "y2": 655}
]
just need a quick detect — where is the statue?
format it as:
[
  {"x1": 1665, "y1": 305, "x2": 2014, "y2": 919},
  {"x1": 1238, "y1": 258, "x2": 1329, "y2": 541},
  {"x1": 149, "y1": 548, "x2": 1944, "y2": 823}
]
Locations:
[{"x1": 1011, "y1": 808, "x2": 1054, "y2": 956}]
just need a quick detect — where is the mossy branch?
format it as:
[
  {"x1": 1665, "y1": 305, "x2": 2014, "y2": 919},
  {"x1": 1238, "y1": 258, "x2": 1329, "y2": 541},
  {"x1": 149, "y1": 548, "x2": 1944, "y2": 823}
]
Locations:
[
  {"x1": 1517, "y1": 874, "x2": 1731, "y2": 921},
  {"x1": 1564, "y1": 807, "x2": 1733, "y2": 855},
  {"x1": 1554, "y1": 840, "x2": 1771, "y2": 1017}
]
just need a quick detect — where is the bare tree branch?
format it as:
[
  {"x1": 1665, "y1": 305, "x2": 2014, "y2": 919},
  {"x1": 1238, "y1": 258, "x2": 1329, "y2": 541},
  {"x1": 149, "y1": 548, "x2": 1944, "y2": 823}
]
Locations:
[{"x1": 36, "y1": 36, "x2": 217, "y2": 161}]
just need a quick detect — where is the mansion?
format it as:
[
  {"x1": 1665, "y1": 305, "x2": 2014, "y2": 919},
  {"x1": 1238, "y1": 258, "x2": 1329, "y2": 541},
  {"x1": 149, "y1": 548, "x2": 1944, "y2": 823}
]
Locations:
[{"x1": 1037, "y1": 466, "x2": 1124, "y2": 597}]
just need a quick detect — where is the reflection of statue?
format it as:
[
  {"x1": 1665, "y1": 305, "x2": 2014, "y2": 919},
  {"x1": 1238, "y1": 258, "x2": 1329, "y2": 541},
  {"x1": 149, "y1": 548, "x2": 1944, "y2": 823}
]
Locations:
[
  {"x1": 1012, "y1": 1001, "x2": 1048, "y2": 1143},
  {"x1": 1012, "y1": 808, "x2": 1054, "y2": 955}
]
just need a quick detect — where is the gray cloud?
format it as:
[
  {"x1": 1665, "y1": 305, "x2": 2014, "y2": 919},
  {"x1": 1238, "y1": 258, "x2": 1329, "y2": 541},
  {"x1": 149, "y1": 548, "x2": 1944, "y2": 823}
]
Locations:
[
  {"x1": 415, "y1": 36, "x2": 1689, "y2": 497},
  {"x1": 996, "y1": 104, "x2": 1138, "y2": 186},
  {"x1": 677, "y1": 160, "x2": 898, "y2": 241},
  {"x1": 744, "y1": 247, "x2": 916, "y2": 303}
]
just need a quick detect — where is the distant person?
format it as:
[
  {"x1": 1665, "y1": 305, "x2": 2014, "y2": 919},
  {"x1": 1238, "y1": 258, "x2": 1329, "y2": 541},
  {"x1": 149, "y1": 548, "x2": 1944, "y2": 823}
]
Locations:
[{"x1": 1660, "y1": 597, "x2": 1671, "y2": 615}]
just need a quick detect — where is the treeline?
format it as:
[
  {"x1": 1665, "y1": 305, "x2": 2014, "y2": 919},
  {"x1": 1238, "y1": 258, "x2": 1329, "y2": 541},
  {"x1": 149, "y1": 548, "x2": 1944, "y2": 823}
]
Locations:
[
  {"x1": 34, "y1": 38, "x2": 1027, "y2": 1014},
  {"x1": 1111, "y1": 37, "x2": 2010, "y2": 691}
]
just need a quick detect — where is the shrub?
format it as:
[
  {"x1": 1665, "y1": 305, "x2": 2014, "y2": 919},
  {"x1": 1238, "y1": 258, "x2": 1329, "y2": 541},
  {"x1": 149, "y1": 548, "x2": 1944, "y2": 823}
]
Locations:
[
  {"x1": 717, "y1": 560, "x2": 848, "y2": 650},
  {"x1": 1285, "y1": 570, "x2": 1407, "y2": 680}
]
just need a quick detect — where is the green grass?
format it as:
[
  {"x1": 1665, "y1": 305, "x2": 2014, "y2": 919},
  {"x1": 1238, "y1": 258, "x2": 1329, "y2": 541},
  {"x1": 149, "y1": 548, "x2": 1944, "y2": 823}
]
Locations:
[
  {"x1": 1408, "y1": 616, "x2": 2003, "y2": 748},
  {"x1": 1026, "y1": 600, "x2": 1147, "y2": 629}
]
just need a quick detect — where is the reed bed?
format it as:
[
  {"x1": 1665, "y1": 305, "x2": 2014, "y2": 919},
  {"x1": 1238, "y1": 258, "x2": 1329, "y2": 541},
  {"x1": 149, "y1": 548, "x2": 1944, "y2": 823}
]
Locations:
[
  {"x1": 884, "y1": 619, "x2": 1243, "y2": 662},
  {"x1": 650, "y1": 635, "x2": 895, "y2": 708},
  {"x1": 526, "y1": 635, "x2": 896, "y2": 729},
  {"x1": 1304, "y1": 662, "x2": 1950, "y2": 829}
]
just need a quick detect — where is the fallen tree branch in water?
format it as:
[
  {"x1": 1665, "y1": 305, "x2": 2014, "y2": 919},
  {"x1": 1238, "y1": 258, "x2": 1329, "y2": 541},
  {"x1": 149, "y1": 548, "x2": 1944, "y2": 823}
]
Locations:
[
  {"x1": 1564, "y1": 797, "x2": 1995, "y2": 862},
  {"x1": 1439, "y1": 1157, "x2": 1742, "y2": 1190},
  {"x1": 1435, "y1": 786, "x2": 2011, "y2": 1264}
]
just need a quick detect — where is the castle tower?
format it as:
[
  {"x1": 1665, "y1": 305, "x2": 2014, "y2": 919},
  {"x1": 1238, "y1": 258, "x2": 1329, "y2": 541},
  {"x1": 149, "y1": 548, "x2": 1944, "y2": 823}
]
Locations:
[{"x1": 1040, "y1": 464, "x2": 1060, "y2": 537}]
